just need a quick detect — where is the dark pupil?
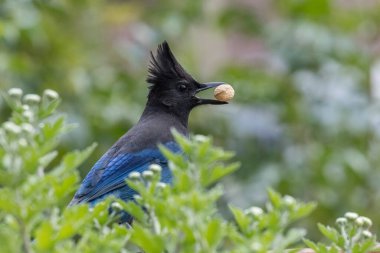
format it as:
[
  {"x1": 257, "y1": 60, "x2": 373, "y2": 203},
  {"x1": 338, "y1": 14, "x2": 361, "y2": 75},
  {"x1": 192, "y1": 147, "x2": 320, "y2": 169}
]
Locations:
[{"x1": 178, "y1": 84, "x2": 187, "y2": 91}]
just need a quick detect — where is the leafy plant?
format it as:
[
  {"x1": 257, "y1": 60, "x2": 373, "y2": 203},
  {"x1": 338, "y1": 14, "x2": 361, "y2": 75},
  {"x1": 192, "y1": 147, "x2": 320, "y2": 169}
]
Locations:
[
  {"x1": 229, "y1": 189, "x2": 316, "y2": 253},
  {"x1": 305, "y1": 212, "x2": 379, "y2": 253},
  {"x1": 0, "y1": 88, "x2": 128, "y2": 253},
  {"x1": 0, "y1": 88, "x2": 378, "y2": 253}
]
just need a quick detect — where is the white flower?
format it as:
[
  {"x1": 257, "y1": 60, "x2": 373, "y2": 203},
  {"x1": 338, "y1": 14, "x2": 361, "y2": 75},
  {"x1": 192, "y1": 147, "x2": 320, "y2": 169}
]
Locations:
[
  {"x1": 362, "y1": 230, "x2": 372, "y2": 239},
  {"x1": 8, "y1": 88, "x2": 23, "y2": 98},
  {"x1": 18, "y1": 138, "x2": 28, "y2": 147},
  {"x1": 355, "y1": 217, "x2": 364, "y2": 226},
  {"x1": 22, "y1": 111, "x2": 33, "y2": 122},
  {"x1": 128, "y1": 172, "x2": 141, "y2": 180},
  {"x1": 336, "y1": 217, "x2": 347, "y2": 226},
  {"x1": 345, "y1": 212, "x2": 359, "y2": 220},
  {"x1": 21, "y1": 123, "x2": 35, "y2": 134},
  {"x1": 3, "y1": 122, "x2": 21, "y2": 134},
  {"x1": 362, "y1": 217, "x2": 372, "y2": 228},
  {"x1": 43, "y1": 89, "x2": 59, "y2": 100},
  {"x1": 356, "y1": 216, "x2": 372, "y2": 228},
  {"x1": 250, "y1": 242, "x2": 262, "y2": 250},
  {"x1": 149, "y1": 164, "x2": 162, "y2": 173},
  {"x1": 24, "y1": 94, "x2": 41, "y2": 105},
  {"x1": 133, "y1": 194, "x2": 142, "y2": 201},
  {"x1": 245, "y1": 206, "x2": 264, "y2": 217},
  {"x1": 111, "y1": 202, "x2": 123, "y2": 211},
  {"x1": 156, "y1": 182, "x2": 167, "y2": 190},
  {"x1": 283, "y1": 195, "x2": 296, "y2": 206},
  {"x1": 194, "y1": 135, "x2": 208, "y2": 142},
  {"x1": 142, "y1": 170, "x2": 154, "y2": 180}
]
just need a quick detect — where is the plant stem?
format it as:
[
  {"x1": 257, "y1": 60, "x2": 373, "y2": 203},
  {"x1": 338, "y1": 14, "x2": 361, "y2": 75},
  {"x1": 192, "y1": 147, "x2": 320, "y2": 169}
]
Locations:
[{"x1": 17, "y1": 217, "x2": 32, "y2": 253}]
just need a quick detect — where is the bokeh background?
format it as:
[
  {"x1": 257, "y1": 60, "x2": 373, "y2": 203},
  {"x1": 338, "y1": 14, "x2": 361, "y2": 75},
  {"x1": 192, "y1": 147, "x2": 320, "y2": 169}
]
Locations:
[{"x1": 1, "y1": 0, "x2": 380, "y2": 238}]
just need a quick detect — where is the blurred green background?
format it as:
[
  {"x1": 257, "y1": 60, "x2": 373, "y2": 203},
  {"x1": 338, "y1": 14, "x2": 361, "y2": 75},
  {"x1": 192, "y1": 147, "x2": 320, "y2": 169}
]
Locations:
[{"x1": 1, "y1": 0, "x2": 380, "y2": 238}]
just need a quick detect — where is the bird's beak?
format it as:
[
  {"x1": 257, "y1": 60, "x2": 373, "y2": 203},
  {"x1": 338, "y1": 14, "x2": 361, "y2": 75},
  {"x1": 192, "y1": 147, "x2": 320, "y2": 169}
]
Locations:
[{"x1": 194, "y1": 82, "x2": 228, "y2": 105}]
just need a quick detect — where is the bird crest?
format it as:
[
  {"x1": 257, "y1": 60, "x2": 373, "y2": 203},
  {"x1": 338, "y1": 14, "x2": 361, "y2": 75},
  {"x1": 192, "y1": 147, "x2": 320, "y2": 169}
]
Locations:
[{"x1": 147, "y1": 41, "x2": 194, "y2": 88}]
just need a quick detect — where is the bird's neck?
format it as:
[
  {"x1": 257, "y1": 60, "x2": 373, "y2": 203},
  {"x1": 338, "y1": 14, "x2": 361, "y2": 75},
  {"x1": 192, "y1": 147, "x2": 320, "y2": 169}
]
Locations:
[{"x1": 140, "y1": 104, "x2": 189, "y2": 135}]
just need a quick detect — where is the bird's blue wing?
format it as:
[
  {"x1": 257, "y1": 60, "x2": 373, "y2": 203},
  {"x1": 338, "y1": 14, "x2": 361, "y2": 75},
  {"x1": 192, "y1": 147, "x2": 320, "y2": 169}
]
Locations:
[{"x1": 71, "y1": 141, "x2": 180, "y2": 205}]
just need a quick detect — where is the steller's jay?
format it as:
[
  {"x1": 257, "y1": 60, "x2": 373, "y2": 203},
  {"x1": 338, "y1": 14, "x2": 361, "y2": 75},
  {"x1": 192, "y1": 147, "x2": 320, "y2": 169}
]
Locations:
[{"x1": 69, "y1": 42, "x2": 228, "y2": 222}]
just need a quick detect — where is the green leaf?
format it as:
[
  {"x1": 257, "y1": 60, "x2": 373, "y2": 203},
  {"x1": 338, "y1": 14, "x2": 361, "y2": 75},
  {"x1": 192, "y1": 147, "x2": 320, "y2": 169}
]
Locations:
[
  {"x1": 229, "y1": 205, "x2": 250, "y2": 233},
  {"x1": 205, "y1": 218, "x2": 224, "y2": 248},
  {"x1": 292, "y1": 202, "x2": 317, "y2": 220},
  {"x1": 203, "y1": 162, "x2": 240, "y2": 186},
  {"x1": 55, "y1": 142, "x2": 97, "y2": 174},
  {"x1": 267, "y1": 188, "x2": 282, "y2": 209},
  {"x1": 123, "y1": 201, "x2": 147, "y2": 223},
  {"x1": 130, "y1": 224, "x2": 165, "y2": 253},
  {"x1": 274, "y1": 228, "x2": 306, "y2": 251},
  {"x1": 355, "y1": 238, "x2": 378, "y2": 253},
  {"x1": 317, "y1": 223, "x2": 340, "y2": 244},
  {"x1": 38, "y1": 98, "x2": 61, "y2": 119},
  {"x1": 38, "y1": 151, "x2": 58, "y2": 168},
  {"x1": 35, "y1": 221, "x2": 55, "y2": 250},
  {"x1": 172, "y1": 129, "x2": 192, "y2": 154},
  {"x1": 159, "y1": 144, "x2": 188, "y2": 169}
]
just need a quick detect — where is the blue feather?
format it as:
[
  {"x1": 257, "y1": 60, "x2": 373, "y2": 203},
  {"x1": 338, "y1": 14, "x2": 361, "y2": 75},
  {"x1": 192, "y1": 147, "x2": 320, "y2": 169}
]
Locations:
[{"x1": 71, "y1": 141, "x2": 180, "y2": 206}]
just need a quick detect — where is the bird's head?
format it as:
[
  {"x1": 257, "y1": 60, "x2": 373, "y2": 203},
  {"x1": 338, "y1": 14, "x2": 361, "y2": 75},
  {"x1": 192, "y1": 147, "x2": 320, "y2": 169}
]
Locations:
[{"x1": 146, "y1": 42, "x2": 227, "y2": 116}]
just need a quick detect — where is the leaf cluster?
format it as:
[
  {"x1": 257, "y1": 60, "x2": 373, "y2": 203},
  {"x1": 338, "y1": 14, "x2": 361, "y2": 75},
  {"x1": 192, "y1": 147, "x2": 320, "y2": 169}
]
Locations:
[{"x1": 0, "y1": 89, "x2": 378, "y2": 253}]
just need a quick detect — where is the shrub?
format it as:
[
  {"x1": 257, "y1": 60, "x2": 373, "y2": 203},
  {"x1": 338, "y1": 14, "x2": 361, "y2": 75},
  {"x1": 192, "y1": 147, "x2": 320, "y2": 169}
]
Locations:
[{"x1": 0, "y1": 88, "x2": 378, "y2": 252}]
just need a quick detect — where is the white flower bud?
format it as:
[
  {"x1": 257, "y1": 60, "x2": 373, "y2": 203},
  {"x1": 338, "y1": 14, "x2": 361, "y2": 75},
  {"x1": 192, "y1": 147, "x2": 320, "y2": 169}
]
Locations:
[
  {"x1": 355, "y1": 217, "x2": 364, "y2": 226},
  {"x1": 21, "y1": 123, "x2": 35, "y2": 134},
  {"x1": 8, "y1": 88, "x2": 23, "y2": 99},
  {"x1": 250, "y1": 242, "x2": 262, "y2": 250},
  {"x1": 245, "y1": 206, "x2": 264, "y2": 217},
  {"x1": 133, "y1": 194, "x2": 142, "y2": 201},
  {"x1": 18, "y1": 138, "x2": 28, "y2": 147},
  {"x1": 362, "y1": 217, "x2": 372, "y2": 228},
  {"x1": 142, "y1": 170, "x2": 154, "y2": 180},
  {"x1": 111, "y1": 202, "x2": 123, "y2": 211},
  {"x1": 22, "y1": 111, "x2": 33, "y2": 122},
  {"x1": 345, "y1": 212, "x2": 359, "y2": 220},
  {"x1": 128, "y1": 172, "x2": 141, "y2": 180},
  {"x1": 362, "y1": 230, "x2": 372, "y2": 239},
  {"x1": 4, "y1": 215, "x2": 17, "y2": 228},
  {"x1": 356, "y1": 216, "x2": 372, "y2": 228},
  {"x1": 22, "y1": 105, "x2": 30, "y2": 111},
  {"x1": 336, "y1": 217, "x2": 348, "y2": 226},
  {"x1": 3, "y1": 122, "x2": 21, "y2": 134},
  {"x1": 156, "y1": 182, "x2": 167, "y2": 190},
  {"x1": 283, "y1": 195, "x2": 296, "y2": 206},
  {"x1": 24, "y1": 94, "x2": 41, "y2": 105},
  {"x1": 149, "y1": 164, "x2": 162, "y2": 173},
  {"x1": 43, "y1": 89, "x2": 59, "y2": 100},
  {"x1": 194, "y1": 135, "x2": 208, "y2": 142}
]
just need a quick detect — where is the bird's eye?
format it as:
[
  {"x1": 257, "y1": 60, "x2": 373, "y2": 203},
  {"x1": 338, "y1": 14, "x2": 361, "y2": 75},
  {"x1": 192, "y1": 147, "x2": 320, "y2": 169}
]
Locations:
[{"x1": 177, "y1": 84, "x2": 187, "y2": 92}]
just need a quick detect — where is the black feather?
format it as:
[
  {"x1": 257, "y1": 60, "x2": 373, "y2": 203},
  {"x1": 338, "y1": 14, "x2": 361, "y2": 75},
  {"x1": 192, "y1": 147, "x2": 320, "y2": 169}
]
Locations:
[{"x1": 147, "y1": 41, "x2": 194, "y2": 88}]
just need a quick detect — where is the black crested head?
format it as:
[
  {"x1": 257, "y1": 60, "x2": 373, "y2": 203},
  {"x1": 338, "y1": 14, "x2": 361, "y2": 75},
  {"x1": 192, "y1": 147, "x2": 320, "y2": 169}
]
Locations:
[
  {"x1": 143, "y1": 41, "x2": 228, "y2": 124},
  {"x1": 147, "y1": 41, "x2": 194, "y2": 88}
]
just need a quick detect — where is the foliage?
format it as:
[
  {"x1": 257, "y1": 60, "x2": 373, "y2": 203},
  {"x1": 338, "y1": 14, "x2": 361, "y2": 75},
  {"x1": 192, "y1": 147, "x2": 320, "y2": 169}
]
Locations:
[
  {"x1": 229, "y1": 189, "x2": 316, "y2": 253},
  {"x1": 305, "y1": 212, "x2": 380, "y2": 253},
  {"x1": 122, "y1": 131, "x2": 315, "y2": 253},
  {"x1": 0, "y1": 89, "x2": 128, "y2": 253},
  {"x1": 1, "y1": 0, "x2": 380, "y2": 239},
  {"x1": 0, "y1": 88, "x2": 378, "y2": 253}
]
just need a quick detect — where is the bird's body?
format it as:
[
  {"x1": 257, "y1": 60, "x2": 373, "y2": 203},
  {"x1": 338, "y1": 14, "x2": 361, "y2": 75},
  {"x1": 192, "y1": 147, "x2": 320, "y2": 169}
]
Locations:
[
  {"x1": 70, "y1": 42, "x2": 227, "y2": 222},
  {"x1": 70, "y1": 108, "x2": 186, "y2": 206}
]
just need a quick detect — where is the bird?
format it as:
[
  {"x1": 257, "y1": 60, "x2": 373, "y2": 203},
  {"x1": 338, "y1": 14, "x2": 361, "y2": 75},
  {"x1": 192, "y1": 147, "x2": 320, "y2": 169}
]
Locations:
[{"x1": 69, "y1": 41, "x2": 228, "y2": 222}]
